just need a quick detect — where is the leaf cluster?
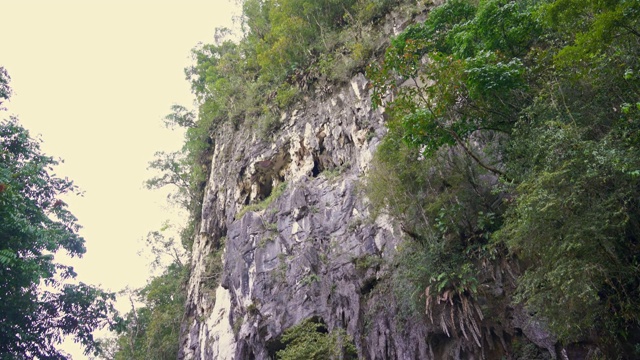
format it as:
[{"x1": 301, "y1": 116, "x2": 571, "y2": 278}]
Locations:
[
  {"x1": 0, "y1": 114, "x2": 116, "y2": 358},
  {"x1": 0, "y1": 67, "x2": 11, "y2": 110},
  {"x1": 107, "y1": 263, "x2": 188, "y2": 360},
  {"x1": 276, "y1": 319, "x2": 357, "y2": 360}
]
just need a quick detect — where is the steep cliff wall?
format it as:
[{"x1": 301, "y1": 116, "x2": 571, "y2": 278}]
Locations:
[
  {"x1": 177, "y1": 7, "x2": 559, "y2": 360},
  {"x1": 178, "y1": 69, "x2": 425, "y2": 358}
]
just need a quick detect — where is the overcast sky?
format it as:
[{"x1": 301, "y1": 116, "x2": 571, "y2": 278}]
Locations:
[{"x1": 1, "y1": 1, "x2": 238, "y2": 358}]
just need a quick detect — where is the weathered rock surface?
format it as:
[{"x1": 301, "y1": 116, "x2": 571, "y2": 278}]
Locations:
[{"x1": 178, "y1": 70, "x2": 425, "y2": 359}]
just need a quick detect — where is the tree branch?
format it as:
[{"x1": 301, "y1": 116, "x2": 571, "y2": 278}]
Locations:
[{"x1": 446, "y1": 129, "x2": 509, "y2": 180}]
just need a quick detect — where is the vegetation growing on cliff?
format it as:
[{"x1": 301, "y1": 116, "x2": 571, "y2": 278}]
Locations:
[
  {"x1": 127, "y1": 2, "x2": 420, "y2": 358},
  {"x1": 103, "y1": 262, "x2": 187, "y2": 360},
  {"x1": 275, "y1": 319, "x2": 357, "y2": 360},
  {"x1": 367, "y1": 0, "x2": 640, "y2": 355}
]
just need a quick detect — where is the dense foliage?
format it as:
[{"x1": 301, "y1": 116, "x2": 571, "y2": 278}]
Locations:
[
  {"x1": 103, "y1": 262, "x2": 187, "y2": 360},
  {"x1": 0, "y1": 68, "x2": 116, "y2": 359},
  {"x1": 367, "y1": 0, "x2": 640, "y2": 355},
  {"x1": 275, "y1": 319, "x2": 357, "y2": 360}
]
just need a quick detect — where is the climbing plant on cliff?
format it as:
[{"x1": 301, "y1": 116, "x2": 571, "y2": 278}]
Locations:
[
  {"x1": 0, "y1": 69, "x2": 117, "y2": 358},
  {"x1": 368, "y1": 0, "x2": 640, "y2": 355}
]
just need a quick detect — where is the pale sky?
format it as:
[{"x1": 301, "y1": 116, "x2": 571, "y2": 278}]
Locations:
[{"x1": 1, "y1": 0, "x2": 239, "y2": 358}]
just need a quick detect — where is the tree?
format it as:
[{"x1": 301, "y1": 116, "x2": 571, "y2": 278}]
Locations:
[
  {"x1": 0, "y1": 67, "x2": 11, "y2": 110},
  {"x1": 146, "y1": 150, "x2": 194, "y2": 211},
  {"x1": 0, "y1": 74, "x2": 116, "y2": 358},
  {"x1": 107, "y1": 263, "x2": 187, "y2": 360}
]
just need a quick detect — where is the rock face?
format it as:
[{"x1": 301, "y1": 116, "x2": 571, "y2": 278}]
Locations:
[
  {"x1": 178, "y1": 71, "x2": 424, "y2": 359},
  {"x1": 178, "y1": 8, "x2": 558, "y2": 360}
]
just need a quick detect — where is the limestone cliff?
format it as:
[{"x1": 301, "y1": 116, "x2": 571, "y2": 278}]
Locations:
[
  {"x1": 177, "y1": 8, "x2": 559, "y2": 360},
  {"x1": 178, "y1": 70, "x2": 414, "y2": 358}
]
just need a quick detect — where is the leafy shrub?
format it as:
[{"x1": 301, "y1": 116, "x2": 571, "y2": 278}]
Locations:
[
  {"x1": 276, "y1": 319, "x2": 357, "y2": 360},
  {"x1": 0, "y1": 115, "x2": 117, "y2": 358},
  {"x1": 236, "y1": 182, "x2": 287, "y2": 220}
]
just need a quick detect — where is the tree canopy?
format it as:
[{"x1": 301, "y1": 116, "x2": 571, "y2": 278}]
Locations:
[
  {"x1": 103, "y1": 262, "x2": 187, "y2": 360},
  {"x1": 0, "y1": 67, "x2": 117, "y2": 359}
]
